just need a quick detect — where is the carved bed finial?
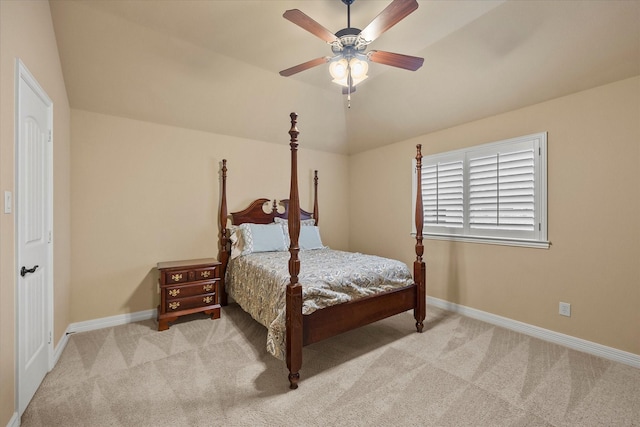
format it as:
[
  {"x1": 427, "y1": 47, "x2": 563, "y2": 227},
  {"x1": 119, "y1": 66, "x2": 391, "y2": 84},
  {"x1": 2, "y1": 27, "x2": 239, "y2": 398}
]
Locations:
[{"x1": 289, "y1": 112, "x2": 299, "y2": 147}]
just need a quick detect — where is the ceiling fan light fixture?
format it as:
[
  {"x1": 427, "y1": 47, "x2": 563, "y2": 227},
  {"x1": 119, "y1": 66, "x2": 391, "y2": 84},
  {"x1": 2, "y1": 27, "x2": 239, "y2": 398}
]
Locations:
[
  {"x1": 350, "y1": 58, "x2": 368, "y2": 79},
  {"x1": 330, "y1": 58, "x2": 368, "y2": 87},
  {"x1": 329, "y1": 58, "x2": 349, "y2": 81}
]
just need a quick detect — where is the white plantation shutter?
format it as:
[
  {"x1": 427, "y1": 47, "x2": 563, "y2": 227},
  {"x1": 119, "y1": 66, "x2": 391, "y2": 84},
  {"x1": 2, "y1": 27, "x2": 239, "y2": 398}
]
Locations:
[
  {"x1": 469, "y1": 148, "x2": 535, "y2": 232},
  {"x1": 423, "y1": 160, "x2": 464, "y2": 228},
  {"x1": 415, "y1": 132, "x2": 547, "y2": 248}
]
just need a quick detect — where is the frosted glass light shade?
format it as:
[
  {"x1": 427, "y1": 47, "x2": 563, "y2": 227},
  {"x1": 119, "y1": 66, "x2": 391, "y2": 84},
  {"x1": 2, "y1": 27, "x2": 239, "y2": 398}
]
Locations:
[
  {"x1": 329, "y1": 58, "x2": 368, "y2": 87},
  {"x1": 329, "y1": 59, "x2": 349, "y2": 81}
]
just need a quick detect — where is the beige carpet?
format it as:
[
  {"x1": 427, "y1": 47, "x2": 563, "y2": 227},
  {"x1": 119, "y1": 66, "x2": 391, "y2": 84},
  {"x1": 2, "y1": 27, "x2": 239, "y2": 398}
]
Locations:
[{"x1": 22, "y1": 304, "x2": 639, "y2": 426}]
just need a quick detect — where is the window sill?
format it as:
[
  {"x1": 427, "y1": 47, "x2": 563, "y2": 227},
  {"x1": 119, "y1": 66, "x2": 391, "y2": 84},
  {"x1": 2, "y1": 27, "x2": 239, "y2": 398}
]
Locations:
[{"x1": 412, "y1": 233, "x2": 550, "y2": 249}]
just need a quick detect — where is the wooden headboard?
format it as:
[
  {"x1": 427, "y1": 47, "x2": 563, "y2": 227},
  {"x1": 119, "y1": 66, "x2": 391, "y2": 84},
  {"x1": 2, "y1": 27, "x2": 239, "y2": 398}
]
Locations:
[{"x1": 229, "y1": 198, "x2": 315, "y2": 226}]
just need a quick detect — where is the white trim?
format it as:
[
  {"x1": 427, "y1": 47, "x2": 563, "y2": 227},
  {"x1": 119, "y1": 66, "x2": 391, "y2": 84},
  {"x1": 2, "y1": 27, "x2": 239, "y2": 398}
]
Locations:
[
  {"x1": 428, "y1": 297, "x2": 640, "y2": 368},
  {"x1": 424, "y1": 233, "x2": 550, "y2": 249},
  {"x1": 67, "y1": 309, "x2": 157, "y2": 334},
  {"x1": 6, "y1": 412, "x2": 19, "y2": 427}
]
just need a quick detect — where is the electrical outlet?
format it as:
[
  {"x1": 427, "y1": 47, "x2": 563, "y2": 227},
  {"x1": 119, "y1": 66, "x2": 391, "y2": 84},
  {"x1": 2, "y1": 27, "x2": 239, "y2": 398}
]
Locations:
[{"x1": 559, "y1": 302, "x2": 571, "y2": 317}]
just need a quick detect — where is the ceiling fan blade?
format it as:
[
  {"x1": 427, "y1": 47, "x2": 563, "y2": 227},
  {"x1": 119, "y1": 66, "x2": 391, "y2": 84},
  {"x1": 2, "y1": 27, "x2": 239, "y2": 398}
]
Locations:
[
  {"x1": 368, "y1": 50, "x2": 424, "y2": 71},
  {"x1": 358, "y1": 0, "x2": 419, "y2": 44},
  {"x1": 283, "y1": 9, "x2": 339, "y2": 44},
  {"x1": 279, "y1": 57, "x2": 331, "y2": 77}
]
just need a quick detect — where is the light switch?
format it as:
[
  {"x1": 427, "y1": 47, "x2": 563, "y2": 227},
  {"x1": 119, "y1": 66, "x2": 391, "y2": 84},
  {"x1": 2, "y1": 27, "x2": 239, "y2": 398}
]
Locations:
[{"x1": 4, "y1": 191, "x2": 12, "y2": 214}]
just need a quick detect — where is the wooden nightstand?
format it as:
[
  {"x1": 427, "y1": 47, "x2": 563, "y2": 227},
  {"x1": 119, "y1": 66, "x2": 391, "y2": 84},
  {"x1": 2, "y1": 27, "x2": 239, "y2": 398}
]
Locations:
[{"x1": 157, "y1": 258, "x2": 221, "y2": 331}]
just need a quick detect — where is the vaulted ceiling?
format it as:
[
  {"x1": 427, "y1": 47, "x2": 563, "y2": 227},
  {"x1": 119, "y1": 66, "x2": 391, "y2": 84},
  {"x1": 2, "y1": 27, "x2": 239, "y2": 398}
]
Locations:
[{"x1": 50, "y1": 0, "x2": 640, "y2": 154}]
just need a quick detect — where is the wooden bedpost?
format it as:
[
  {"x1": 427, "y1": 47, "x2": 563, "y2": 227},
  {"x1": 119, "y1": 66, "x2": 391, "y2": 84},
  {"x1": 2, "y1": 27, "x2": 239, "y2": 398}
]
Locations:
[
  {"x1": 218, "y1": 159, "x2": 229, "y2": 306},
  {"x1": 286, "y1": 112, "x2": 303, "y2": 389},
  {"x1": 313, "y1": 170, "x2": 319, "y2": 226},
  {"x1": 414, "y1": 145, "x2": 426, "y2": 332}
]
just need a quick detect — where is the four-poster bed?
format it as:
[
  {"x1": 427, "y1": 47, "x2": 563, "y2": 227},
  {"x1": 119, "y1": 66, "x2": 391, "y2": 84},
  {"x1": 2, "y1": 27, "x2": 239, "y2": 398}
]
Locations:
[{"x1": 218, "y1": 112, "x2": 426, "y2": 389}]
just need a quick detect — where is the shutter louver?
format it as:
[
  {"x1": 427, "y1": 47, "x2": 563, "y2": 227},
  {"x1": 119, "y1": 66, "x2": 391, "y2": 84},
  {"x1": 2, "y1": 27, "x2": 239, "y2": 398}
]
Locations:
[
  {"x1": 423, "y1": 160, "x2": 463, "y2": 228},
  {"x1": 469, "y1": 148, "x2": 535, "y2": 231}
]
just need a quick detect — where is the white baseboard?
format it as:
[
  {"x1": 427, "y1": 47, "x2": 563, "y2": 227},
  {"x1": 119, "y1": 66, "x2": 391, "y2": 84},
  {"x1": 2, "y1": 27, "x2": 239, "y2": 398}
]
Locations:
[
  {"x1": 427, "y1": 296, "x2": 640, "y2": 369},
  {"x1": 66, "y1": 309, "x2": 157, "y2": 334},
  {"x1": 6, "y1": 412, "x2": 19, "y2": 427}
]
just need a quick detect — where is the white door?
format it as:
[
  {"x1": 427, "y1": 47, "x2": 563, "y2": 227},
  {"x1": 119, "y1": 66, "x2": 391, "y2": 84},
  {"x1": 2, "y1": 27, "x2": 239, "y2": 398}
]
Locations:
[{"x1": 16, "y1": 60, "x2": 53, "y2": 415}]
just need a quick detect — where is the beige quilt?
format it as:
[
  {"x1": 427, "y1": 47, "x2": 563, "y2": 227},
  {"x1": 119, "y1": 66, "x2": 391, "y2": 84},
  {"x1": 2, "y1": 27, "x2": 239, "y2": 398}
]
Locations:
[{"x1": 225, "y1": 248, "x2": 414, "y2": 359}]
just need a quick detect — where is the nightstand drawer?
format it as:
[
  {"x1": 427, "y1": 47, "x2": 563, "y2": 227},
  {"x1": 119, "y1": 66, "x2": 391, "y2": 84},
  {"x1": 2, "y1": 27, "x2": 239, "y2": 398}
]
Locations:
[
  {"x1": 194, "y1": 266, "x2": 218, "y2": 281},
  {"x1": 165, "y1": 293, "x2": 217, "y2": 312},
  {"x1": 160, "y1": 265, "x2": 219, "y2": 284},
  {"x1": 164, "y1": 269, "x2": 190, "y2": 284},
  {"x1": 166, "y1": 280, "x2": 218, "y2": 299}
]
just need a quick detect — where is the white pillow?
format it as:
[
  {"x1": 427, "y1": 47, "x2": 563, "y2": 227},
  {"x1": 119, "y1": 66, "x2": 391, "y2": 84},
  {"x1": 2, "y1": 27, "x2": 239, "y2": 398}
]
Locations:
[
  {"x1": 275, "y1": 217, "x2": 315, "y2": 244},
  {"x1": 228, "y1": 226, "x2": 244, "y2": 260},
  {"x1": 299, "y1": 226, "x2": 325, "y2": 250},
  {"x1": 239, "y1": 223, "x2": 288, "y2": 255}
]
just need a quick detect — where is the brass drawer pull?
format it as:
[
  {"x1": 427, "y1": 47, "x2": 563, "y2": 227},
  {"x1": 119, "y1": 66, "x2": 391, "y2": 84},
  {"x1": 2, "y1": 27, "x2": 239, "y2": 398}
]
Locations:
[
  {"x1": 203, "y1": 284, "x2": 214, "y2": 292},
  {"x1": 201, "y1": 271, "x2": 211, "y2": 278},
  {"x1": 168, "y1": 289, "x2": 180, "y2": 297},
  {"x1": 168, "y1": 301, "x2": 180, "y2": 310},
  {"x1": 203, "y1": 296, "x2": 213, "y2": 304},
  {"x1": 171, "y1": 273, "x2": 183, "y2": 282}
]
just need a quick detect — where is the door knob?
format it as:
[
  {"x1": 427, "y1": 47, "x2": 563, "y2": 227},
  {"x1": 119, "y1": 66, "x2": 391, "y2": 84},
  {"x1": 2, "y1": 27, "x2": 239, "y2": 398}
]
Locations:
[{"x1": 20, "y1": 265, "x2": 39, "y2": 277}]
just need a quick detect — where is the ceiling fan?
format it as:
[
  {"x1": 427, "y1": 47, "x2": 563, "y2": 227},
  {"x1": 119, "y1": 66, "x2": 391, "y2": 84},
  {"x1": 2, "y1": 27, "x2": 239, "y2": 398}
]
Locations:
[{"x1": 279, "y1": 0, "x2": 424, "y2": 95}]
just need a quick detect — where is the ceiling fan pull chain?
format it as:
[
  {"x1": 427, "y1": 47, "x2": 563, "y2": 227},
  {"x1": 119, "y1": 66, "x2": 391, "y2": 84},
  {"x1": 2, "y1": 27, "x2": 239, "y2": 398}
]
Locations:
[
  {"x1": 347, "y1": 66, "x2": 352, "y2": 109},
  {"x1": 347, "y1": 64, "x2": 352, "y2": 108}
]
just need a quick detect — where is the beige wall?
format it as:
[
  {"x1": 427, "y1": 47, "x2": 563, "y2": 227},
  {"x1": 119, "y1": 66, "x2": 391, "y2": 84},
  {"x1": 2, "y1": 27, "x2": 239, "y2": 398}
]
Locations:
[
  {"x1": 349, "y1": 76, "x2": 640, "y2": 355},
  {"x1": 0, "y1": 0, "x2": 72, "y2": 424},
  {"x1": 70, "y1": 109, "x2": 349, "y2": 322}
]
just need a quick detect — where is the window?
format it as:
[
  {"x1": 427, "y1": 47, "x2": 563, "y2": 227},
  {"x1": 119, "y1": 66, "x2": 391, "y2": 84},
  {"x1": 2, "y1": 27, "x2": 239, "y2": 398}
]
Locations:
[{"x1": 413, "y1": 132, "x2": 548, "y2": 248}]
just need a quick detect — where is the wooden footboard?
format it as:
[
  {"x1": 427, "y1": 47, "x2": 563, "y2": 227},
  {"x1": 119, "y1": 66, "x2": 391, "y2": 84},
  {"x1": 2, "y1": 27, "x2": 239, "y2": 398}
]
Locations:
[{"x1": 303, "y1": 285, "x2": 418, "y2": 345}]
